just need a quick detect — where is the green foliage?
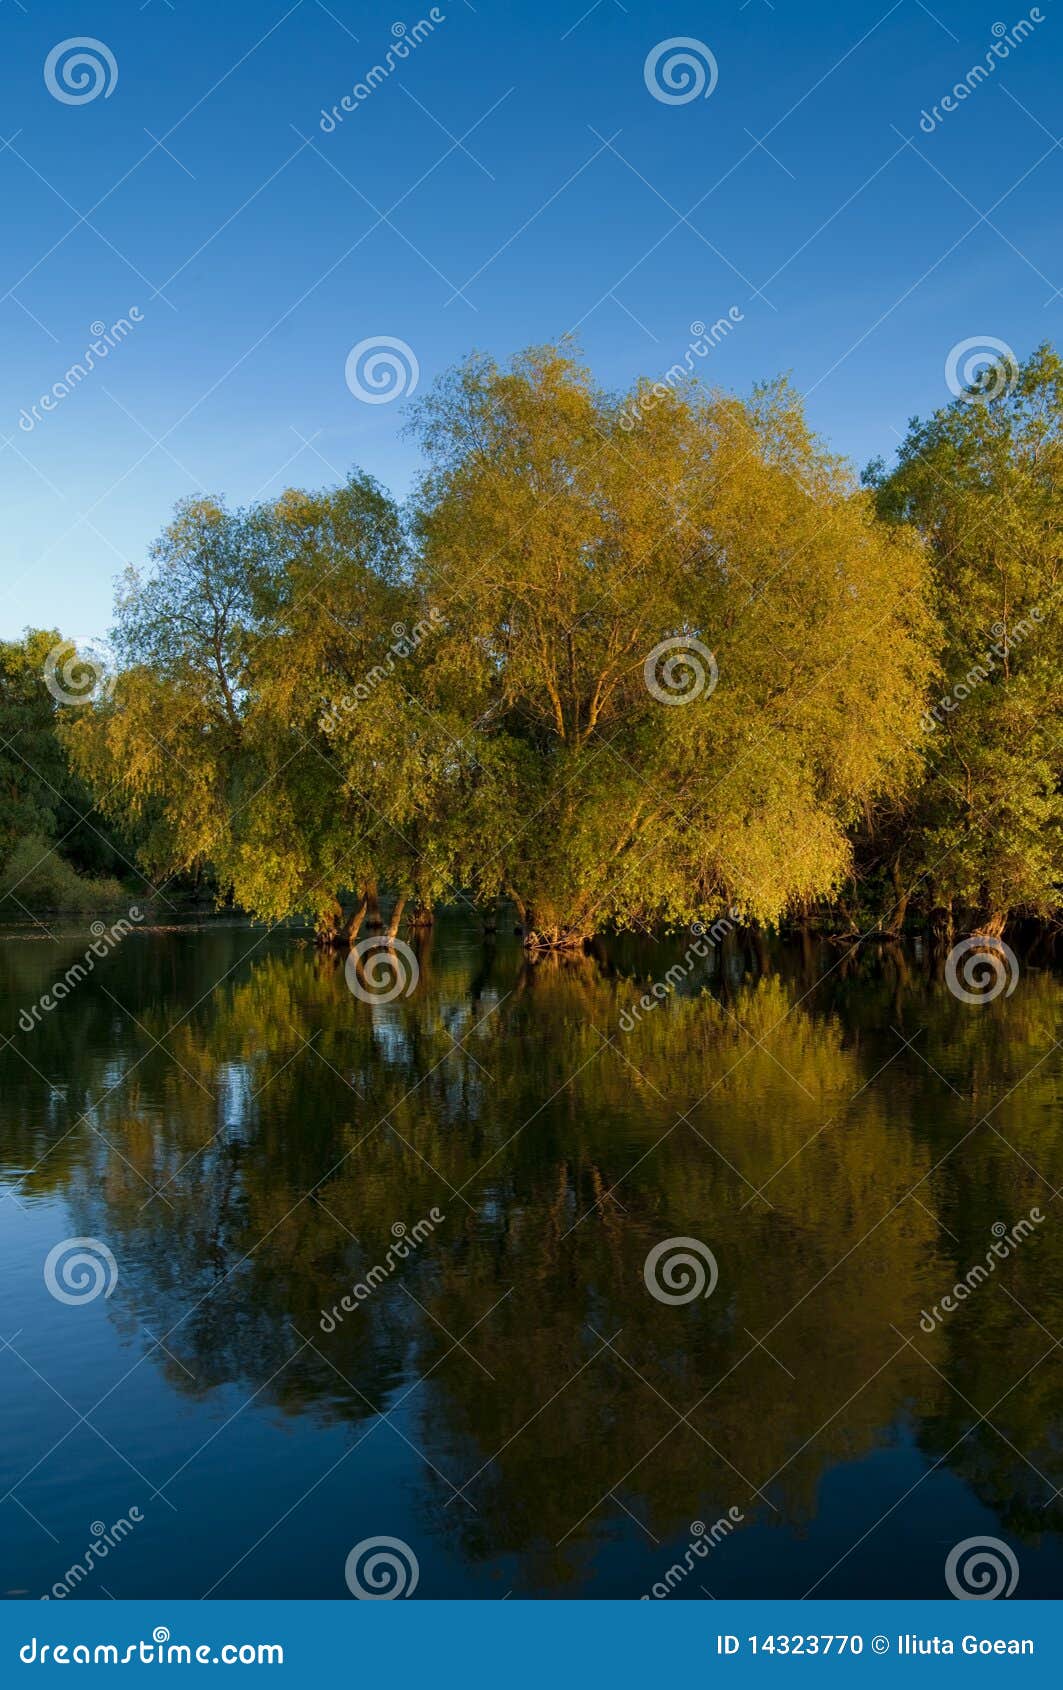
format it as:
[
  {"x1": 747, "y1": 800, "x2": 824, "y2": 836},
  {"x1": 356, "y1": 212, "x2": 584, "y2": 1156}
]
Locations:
[
  {"x1": 868, "y1": 343, "x2": 1063, "y2": 926},
  {"x1": 0, "y1": 630, "x2": 79, "y2": 859},
  {"x1": 66, "y1": 480, "x2": 426, "y2": 933},
  {"x1": 0, "y1": 832, "x2": 125, "y2": 913},
  {"x1": 55, "y1": 339, "x2": 1063, "y2": 941},
  {"x1": 410, "y1": 347, "x2": 934, "y2": 941},
  {"x1": 0, "y1": 631, "x2": 133, "y2": 911}
]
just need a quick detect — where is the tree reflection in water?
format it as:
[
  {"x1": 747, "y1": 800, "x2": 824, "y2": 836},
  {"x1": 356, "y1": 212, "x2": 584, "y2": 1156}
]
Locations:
[{"x1": 2, "y1": 916, "x2": 1062, "y2": 1596}]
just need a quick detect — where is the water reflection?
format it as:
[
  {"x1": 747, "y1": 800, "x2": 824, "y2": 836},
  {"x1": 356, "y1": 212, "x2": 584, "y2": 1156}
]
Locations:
[{"x1": 2, "y1": 919, "x2": 1062, "y2": 1596}]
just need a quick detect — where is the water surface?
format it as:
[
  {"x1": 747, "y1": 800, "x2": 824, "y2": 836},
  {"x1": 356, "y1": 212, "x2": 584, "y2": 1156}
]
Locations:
[{"x1": 2, "y1": 915, "x2": 1061, "y2": 1599}]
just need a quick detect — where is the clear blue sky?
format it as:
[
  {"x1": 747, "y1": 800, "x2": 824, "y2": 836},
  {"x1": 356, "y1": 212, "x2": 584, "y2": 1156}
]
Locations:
[{"x1": 2, "y1": 0, "x2": 1060, "y2": 640}]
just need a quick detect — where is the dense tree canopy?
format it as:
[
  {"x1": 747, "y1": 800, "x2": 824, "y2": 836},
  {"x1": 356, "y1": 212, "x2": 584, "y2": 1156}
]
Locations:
[
  {"x1": 409, "y1": 348, "x2": 933, "y2": 942},
  {"x1": 0, "y1": 337, "x2": 1048, "y2": 944},
  {"x1": 866, "y1": 343, "x2": 1063, "y2": 934},
  {"x1": 0, "y1": 629, "x2": 127, "y2": 912}
]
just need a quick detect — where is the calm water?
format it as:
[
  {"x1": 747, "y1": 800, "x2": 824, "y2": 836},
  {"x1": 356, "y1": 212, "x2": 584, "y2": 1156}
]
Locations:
[{"x1": 2, "y1": 913, "x2": 1062, "y2": 1601}]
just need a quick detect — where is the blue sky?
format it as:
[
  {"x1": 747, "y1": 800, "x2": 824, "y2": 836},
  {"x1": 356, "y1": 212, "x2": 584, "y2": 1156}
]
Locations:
[{"x1": 2, "y1": 0, "x2": 1060, "y2": 640}]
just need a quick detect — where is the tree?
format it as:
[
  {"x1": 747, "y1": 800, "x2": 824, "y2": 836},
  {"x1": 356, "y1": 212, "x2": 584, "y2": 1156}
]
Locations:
[
  {"x1": 66, "y1": 344, "x2": 944, "y2": 946},
  {"x1": 64, "y1": 478, "x2": 451, "y2": 937},
  {"x1": 0, "y1": 629, "x2": 128, "y2": 911},
  {"x1": 64, "y1": 497, "x2": 269, "y2": 900},
  {"x1": 868, "y1": 343, "x2": 1063, "y2": 934},
  {"x1": 410, "y1": 345, "x2": 935, "y2": 945}
]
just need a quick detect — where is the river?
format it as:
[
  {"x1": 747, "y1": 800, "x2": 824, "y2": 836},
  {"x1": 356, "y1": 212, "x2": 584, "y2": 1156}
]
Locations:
[{"x1": 2, "y1": 914, "x2": 1060, "y2": 1599}]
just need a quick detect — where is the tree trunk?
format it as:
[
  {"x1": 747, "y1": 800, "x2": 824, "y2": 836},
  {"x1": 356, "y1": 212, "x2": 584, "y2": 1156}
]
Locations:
[
  {"x1": 517, "y1": 895, "x2": 592, "y2": 951},
  {"x1": 750, "y1": 925, "x2": 770, "y2": 975},
  {"x1": 510, "y1": 892, "x2": 529, "y2": 939},
  {"x1": 386, "y1": 895, "x2": 407, "y2": 941},
  {"x1": 928, "y1": 901, "x2": 954, "y2": 949},
  {"x1": 346, "y1": 894, "x2": 368, "y2": 946},
  {"x1": 884, "y1": 858, "x2": 910, "y2": 937},
  {"x1": 316, "y1": 897, "x2": 345, "y2": 947},
  {"x1": 364, "y1": 880, "x2": 382, "y2": 930}
]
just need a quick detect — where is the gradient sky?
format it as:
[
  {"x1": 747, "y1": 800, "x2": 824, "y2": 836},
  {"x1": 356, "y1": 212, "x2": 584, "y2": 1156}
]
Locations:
[{"x1": 2, "y1": 0, "x2": 1061, "y2": 640}]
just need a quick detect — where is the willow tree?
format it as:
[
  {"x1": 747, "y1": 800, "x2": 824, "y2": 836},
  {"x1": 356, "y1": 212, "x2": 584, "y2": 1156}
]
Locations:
[
  {"x1": 245, "y1": 479, "x2": 482, "y2": 936},
  {"x1": 228, "y1": 476, "x2": 414, "y2": 938},
  {"x1": 410, "y1": 346, "x2": 935, "y2": 946},
  {"x1": 68, "y1": 496, "x2": 270, "y2": 884},
  {"x1": 64, "y1": 479, "x2": 428, "y2": 936},
  {"x1": 868, "y1": 343, "x2": 1063, "y2": 935}
]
